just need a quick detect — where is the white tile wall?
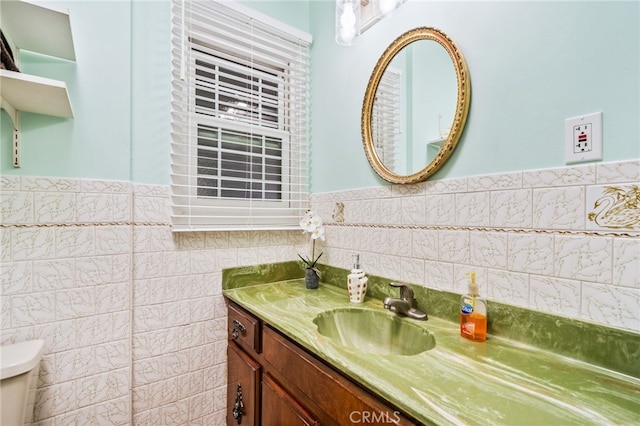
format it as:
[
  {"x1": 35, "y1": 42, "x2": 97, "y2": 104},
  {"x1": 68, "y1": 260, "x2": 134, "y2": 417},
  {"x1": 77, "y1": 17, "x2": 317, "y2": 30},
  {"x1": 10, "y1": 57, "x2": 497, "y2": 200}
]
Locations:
[
  {"x1": 1, "y1": 176, "x2": 306, "y2": 425},
  {"x1": 1, "y1": 177, "x2": 132, "y2": 425},
  {"x1": 1, "y1": 161, "x2": 638, "y2": 424},
  {"x1": 130, "y1": 183, "x2": 304, "y2": 425},
  {"x1": 311, "y1": 160, "x2": 640, "y2": 333}
]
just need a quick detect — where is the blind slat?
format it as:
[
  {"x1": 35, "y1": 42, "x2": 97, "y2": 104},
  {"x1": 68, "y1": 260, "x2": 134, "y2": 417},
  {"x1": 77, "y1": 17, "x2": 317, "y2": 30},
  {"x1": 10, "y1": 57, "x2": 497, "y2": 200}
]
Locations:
[
  {"x1": 373, "y1": 68, "x2": 401, "y2": 169},
  {"x1": 170, "y1": 0, "x2": 311, "y2": 231}
]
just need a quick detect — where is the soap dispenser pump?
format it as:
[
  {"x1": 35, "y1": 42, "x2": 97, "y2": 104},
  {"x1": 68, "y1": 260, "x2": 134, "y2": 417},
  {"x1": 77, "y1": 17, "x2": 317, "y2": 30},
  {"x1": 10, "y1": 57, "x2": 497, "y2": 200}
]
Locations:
[
  {"x1": 460, "y1": 272, "x2": 487, "y2": 341},
  {"x1": 347, "y1": 254, "x2": 368, "y2": 303}
]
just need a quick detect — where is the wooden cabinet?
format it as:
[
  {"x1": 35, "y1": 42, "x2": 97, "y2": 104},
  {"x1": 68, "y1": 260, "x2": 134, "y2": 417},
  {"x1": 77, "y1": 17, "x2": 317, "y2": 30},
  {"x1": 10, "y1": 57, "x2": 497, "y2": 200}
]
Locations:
[
  {"x1": 226, "y1": 301, "x2": 418, "y2": 426},
  {"x1": 262, "y1": 373, "x2": 319, "y2": 426},
  {"x1": 228, "y1": 303, "x2": 261, "y2": 354},
  {"x1": 227, "y1": 342, "x2": 260, "y2": 425}
]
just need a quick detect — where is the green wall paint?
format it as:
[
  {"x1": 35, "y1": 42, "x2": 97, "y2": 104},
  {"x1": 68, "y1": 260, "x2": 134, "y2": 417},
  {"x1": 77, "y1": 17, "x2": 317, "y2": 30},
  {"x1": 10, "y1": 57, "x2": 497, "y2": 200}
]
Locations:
[
  {"x1": 131, "y1": 0, "x2": 171, "y2": 185},
  {"x1": 0, "y1": 0, "x2": 308, "y2": 185},
  {"x1": 1, "y1": 0, "x2": 132, "y2": 180},
  {"x1": 239, "y1": 0, "x2": 311, "y2": 33},
  {"x1": 310, "y1": 0, "x2": 640, "y2": 192},
  {"x1": 1, "y1": 1, "x2": 638, "y2": 193}
]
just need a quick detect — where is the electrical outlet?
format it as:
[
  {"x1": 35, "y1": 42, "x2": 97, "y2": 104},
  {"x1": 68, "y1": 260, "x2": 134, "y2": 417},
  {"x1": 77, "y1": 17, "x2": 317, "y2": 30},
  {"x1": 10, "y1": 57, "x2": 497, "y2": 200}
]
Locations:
[{"x1": 565, "y1": 112, "x2": 602, "y2": 164}]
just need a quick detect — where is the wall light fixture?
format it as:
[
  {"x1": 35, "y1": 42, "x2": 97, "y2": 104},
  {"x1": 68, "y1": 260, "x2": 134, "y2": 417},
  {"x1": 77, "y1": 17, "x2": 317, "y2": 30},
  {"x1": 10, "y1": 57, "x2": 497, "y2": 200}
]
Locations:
[
  {"x1": 335, "y1": 0, "x2": 361, "y2": 46},
  {"x1": 336, "y1": 0, "x2": 407, "y2": 46}
]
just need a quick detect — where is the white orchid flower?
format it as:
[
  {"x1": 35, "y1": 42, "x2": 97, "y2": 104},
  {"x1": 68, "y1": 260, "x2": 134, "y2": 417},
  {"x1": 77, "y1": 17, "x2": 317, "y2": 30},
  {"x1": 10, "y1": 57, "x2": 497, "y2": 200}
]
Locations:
[
  {"x1": 310, "y1": 225, "x2": 325, "y2": 241},
  {"x1": 299, "y1": 211, "x2": 322, "y2": 233},
  {"x1": 299, "y1": 216, "x2": 316, "y2": 232},
  {"x1": 298, "y1": 210, "x2": 325, "y2": 273},
  {"x1": 310, "y1": 214, "x2": 322, "y2": 227}
]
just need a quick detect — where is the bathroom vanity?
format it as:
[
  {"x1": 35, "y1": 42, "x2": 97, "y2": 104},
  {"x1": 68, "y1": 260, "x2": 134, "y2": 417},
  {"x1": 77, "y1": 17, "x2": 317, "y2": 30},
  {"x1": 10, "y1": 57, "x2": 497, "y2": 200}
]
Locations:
[
  {"x1": 227, "y1": 302, "x2": 417, "y2": 425},
  {"x1": 223, "y1": 264, "x2": 640, "y2": 425}
]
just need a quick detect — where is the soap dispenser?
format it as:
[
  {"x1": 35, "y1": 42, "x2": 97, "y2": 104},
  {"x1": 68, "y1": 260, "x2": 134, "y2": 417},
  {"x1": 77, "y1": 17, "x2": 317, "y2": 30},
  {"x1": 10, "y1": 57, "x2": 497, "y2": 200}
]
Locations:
[
  {"x1": 347, "y1": 254, "x2": 368, "y2": 303},
  {"x1": 460, "y1": 272, "x2": 487, "y2": 342}
]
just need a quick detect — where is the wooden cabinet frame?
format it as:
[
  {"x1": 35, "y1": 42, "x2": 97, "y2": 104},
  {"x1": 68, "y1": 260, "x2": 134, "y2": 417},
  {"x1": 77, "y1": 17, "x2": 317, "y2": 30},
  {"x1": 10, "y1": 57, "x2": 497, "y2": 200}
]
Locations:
[{"x1": 225, "y1": 301, "x2": 418, "y2": 425}]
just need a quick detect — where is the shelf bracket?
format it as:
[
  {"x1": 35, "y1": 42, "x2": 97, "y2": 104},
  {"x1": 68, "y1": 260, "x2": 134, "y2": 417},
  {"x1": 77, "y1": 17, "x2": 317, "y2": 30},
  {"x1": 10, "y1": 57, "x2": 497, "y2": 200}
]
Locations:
[
  {"x1": 13, "y1": 112, "x2": 21, "y2": 168},
  {"x1": 1, "y1": 96, "x2": 21, "y2": 168}
]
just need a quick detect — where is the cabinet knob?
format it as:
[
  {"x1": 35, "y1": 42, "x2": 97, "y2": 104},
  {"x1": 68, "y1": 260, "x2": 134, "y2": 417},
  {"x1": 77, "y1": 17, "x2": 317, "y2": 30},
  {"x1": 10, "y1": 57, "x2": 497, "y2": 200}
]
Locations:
[
  {"x1": 231, "y1": 319, "x2": 246, "y2": 340},
  {"x1": 232, "y1": 383, "x2": 244, "y2": 424}
]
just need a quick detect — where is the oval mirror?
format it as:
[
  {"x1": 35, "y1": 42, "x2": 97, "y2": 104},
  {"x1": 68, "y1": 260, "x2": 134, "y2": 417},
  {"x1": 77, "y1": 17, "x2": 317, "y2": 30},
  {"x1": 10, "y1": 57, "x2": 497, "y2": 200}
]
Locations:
[{"x1": 362, "y1": 27, "x2": 471, "y2": 184}]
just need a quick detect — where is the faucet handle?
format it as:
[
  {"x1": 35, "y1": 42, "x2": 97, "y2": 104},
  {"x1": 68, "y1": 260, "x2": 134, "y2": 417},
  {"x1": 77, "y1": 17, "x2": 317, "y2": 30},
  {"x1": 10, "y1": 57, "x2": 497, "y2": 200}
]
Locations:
[{"x1": 388, "y1": 282, "x2": 414, "y2": 302}]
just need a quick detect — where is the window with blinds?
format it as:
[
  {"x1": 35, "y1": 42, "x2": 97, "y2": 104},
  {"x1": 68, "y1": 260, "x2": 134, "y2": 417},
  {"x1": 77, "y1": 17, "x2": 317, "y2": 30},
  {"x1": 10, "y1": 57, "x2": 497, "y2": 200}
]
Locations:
[
  {"x1": 171, "y1": 0, "x2": 312, "y2": 231},
  {"x1": 372, "y1": 68, "x2": 401, "y2": 171}
]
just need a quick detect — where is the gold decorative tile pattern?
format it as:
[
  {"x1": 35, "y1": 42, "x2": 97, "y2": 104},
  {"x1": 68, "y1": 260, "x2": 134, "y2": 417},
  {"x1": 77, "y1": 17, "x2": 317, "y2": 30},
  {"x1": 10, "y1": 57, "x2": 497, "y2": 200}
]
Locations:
[{"x1": 587, "y1": 185, "x2": 640, "y2": 230}]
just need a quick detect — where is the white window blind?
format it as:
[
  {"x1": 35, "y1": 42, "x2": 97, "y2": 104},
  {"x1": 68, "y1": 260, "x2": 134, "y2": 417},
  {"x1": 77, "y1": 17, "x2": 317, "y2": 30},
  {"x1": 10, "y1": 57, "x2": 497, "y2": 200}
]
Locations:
[
  {"x1": 171, "y1": 0, "x2": 312, "y2": 231},
  {"x1": 372, "y1": 68, "x2": 401, "y2": 171}
]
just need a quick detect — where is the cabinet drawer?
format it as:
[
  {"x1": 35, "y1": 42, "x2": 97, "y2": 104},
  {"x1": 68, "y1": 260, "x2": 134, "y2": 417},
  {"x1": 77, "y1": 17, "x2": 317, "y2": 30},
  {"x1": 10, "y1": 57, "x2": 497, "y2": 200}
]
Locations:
[
  {"x1": 228, "y1": 302, "x2": 261, "y2": 354},
  {"x1": 263, "y1": 325, "x2": 417, "y2": 425}
]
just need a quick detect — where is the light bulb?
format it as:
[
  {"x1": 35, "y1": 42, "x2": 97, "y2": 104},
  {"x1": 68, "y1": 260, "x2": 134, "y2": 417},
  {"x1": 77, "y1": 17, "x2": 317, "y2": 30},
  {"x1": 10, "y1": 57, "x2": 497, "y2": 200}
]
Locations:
[
  {"x1": 339, "y1": 26, "x2": 356, "y2": 43},
  {"x1": 379, "y1": 0, "x2": 397, "y2": 15},
  {"x1": 338, "y1": 3, "x2": 357, "y2": 44},
  {"x1": 340, "y1": 4, "x2": 356, "y2": 28},
  {"x1": 335, "y1": 0, "x2": 360, "y2": 45}
]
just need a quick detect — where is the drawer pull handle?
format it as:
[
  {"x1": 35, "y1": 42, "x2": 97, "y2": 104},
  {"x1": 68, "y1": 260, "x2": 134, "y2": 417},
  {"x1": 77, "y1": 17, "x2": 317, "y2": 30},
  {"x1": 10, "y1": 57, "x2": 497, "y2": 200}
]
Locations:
[
  {"x1": 232, "y1": 383, "x2": 244, "y2": 423},
  {"x1": 231, "y1": 319, "x2": 246, "y2": 340}
]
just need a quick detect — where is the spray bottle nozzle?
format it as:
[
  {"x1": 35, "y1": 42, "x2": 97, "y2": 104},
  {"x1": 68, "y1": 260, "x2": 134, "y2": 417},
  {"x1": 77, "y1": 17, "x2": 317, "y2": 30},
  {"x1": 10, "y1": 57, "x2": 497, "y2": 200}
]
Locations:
[
  {"x1": 465, "y1": 272, "x2": 479, "y2": 295},
  {"x1": 353, "y1": 254, "x2": 360, "y2": 270}
]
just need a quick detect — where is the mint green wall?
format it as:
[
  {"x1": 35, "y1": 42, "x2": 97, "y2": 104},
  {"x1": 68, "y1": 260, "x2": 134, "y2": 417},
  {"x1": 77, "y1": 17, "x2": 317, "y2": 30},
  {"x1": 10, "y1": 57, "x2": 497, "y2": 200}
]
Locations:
[
  {"x1": 130, "y1": 0, "x2": 171, "y2": 184},
  {"x1": 0, "y1": 0, "x2": 308, "y2": 185},
  {"x1": 240, "y1": 0, "x2": 311, "y2": 32},
  {"x1": 310, "y1": 0, "x2": 640, "y2": 192},
  {"x1": 1, "y1": 0, "x2": 132, "y2": 180},
  {"x1": 2, "y1": 0, "x2": 638, "y2": 193}
]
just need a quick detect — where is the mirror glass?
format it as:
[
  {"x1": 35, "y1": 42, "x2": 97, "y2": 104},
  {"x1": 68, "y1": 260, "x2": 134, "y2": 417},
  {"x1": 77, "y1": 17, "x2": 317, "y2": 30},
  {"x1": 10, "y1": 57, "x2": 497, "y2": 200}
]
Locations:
[
  {"x1": 384, "y1": 40, "x2": 457, "y2": 175},
  {"x1": 362, "y1": 27, "x2": 470, "y2": 184}
]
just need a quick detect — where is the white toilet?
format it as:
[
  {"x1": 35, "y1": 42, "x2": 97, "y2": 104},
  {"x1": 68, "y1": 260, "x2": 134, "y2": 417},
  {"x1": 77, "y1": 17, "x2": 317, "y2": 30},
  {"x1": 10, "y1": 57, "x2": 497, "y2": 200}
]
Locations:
[{"x1": 1, "y1": 340, "x2": 45, "y2": 426}]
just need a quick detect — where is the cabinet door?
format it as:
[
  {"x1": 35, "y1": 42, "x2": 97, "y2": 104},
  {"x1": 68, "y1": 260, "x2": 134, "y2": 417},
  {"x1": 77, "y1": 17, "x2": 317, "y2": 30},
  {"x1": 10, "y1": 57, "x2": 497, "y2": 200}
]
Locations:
[
  {"x1": 227, "y1": 342, "x2": 261, "y2": 426},
  {"x1": 262, "y1": 373, "x2": 319, "y2": 426},
  {"x1": 263, "y1": 325, "x2": 417, "y2": 425}
]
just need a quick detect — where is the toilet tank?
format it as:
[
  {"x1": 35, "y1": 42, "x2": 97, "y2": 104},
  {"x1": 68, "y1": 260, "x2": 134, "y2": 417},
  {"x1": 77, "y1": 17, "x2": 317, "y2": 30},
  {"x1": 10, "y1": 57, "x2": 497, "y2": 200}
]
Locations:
[{"x1": 1, "y1": 339, "x2": 45, "y2": 425}]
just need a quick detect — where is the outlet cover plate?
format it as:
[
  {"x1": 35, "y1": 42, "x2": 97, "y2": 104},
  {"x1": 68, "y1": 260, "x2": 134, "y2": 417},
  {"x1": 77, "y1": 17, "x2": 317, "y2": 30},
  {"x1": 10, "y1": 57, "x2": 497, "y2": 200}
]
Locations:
[{"x1": 565, "y1": 112, "x2": 602, "y2": 164}]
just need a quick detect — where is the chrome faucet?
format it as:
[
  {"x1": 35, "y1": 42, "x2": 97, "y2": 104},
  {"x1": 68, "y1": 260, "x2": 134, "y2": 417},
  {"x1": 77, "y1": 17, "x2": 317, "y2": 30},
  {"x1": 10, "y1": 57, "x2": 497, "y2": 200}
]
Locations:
[{"x1": 383, "y1": 282, "x2": 427, "y2": 320}]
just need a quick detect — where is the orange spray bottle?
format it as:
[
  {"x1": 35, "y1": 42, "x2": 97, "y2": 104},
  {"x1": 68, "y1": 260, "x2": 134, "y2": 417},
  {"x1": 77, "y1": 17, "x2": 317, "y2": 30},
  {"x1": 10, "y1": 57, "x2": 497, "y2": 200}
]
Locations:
[{"x1": 460, "y1": 272, "x2": 487, "y2": 342}]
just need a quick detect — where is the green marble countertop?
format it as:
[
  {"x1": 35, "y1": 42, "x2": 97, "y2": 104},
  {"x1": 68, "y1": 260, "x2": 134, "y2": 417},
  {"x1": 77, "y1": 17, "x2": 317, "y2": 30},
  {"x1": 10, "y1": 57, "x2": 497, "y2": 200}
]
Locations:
[{"x1": 223, "y1": 278, "x2": 640, "y2": 425}]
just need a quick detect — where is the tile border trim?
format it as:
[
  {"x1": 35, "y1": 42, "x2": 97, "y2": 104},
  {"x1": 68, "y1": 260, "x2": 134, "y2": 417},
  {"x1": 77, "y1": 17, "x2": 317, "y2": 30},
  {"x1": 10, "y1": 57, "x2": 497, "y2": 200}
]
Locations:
[{"x1": 327, "y1": 222, "x2": 640, "y2": 238}]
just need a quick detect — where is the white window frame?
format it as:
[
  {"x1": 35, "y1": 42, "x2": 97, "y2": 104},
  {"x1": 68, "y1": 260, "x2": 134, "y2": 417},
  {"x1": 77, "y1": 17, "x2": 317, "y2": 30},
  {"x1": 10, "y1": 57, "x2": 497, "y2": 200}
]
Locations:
[
  {"x1": 187, "y1": 119, "x2": 292, "y2": 208},
  {"x1": 170, "y1": 0, "x2": 312, "y2": 231}
]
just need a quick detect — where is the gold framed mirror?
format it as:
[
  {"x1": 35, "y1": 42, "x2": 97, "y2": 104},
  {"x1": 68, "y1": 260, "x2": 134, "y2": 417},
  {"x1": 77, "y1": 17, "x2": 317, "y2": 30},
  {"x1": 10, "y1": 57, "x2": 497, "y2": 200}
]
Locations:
[{"x1": 361, "y1": 27, "x2": 471, "y2": 184}]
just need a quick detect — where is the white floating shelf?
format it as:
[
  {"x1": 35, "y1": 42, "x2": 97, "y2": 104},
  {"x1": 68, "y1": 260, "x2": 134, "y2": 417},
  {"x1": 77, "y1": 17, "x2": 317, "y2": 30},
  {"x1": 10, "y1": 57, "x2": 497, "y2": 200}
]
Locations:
[
  {"x1": 1, "y1": 0, "x2": 76, "y2": 61},
  {"x1": 426, "y1": 138, "x2": 446, "y2": 162},
  {"x1": 0, "y1": 0, "x2": 75, "y2": 123},
  {"x1": 0, "y1": 0, "x2": 75, "y2": 168},
  {"x1": 0, "y1": 69, "x2": 73, "y2": 119},
  {"x1": 427, "y1": 138, "x2": 446, "y2": 148}
]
